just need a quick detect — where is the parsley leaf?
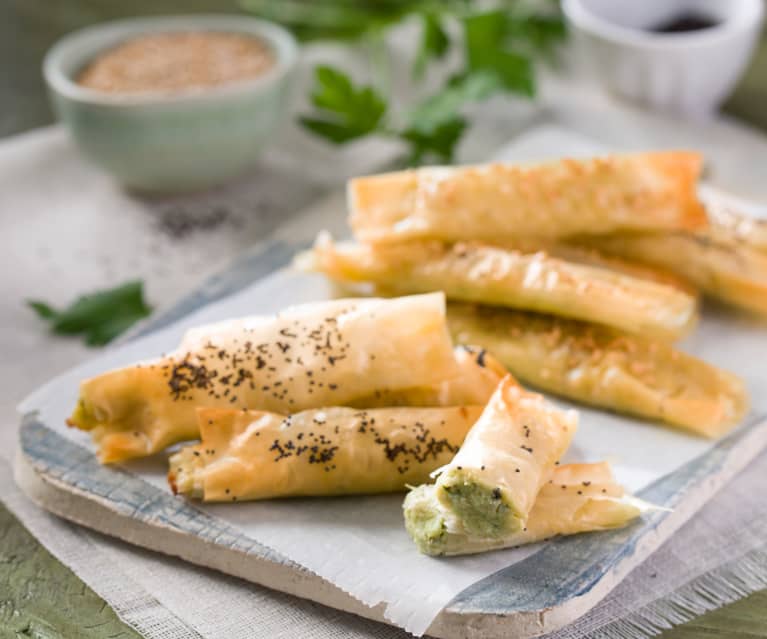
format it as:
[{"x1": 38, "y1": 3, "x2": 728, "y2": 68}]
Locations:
[
  {"x1": 27, "y1": 301, "x2": 57, "y2": 320},
  {"x1": 464, "y1": 10, "x2": 534, "y2": 97},
  {"x1": 402, "y1": 72, "x2": 502, "y2": 163},
  {"x1": 300, "y1": 66, "x2": 388, "y2": 143},
  {"x1": 28, "y1": 280, "x2": 152, "y2": 346},
  {"x1": 413, "y1": 12, "x2": 450, "y2": 78},
  {"x1": 506, "y1": 13, "x2": 568, "y2": 58},
  {"x1": 408, "y1": 71, "x2": 503, "y2": 134},
  {"x1": 402, "y1": 117, "x2": 467, "y2": 165}
]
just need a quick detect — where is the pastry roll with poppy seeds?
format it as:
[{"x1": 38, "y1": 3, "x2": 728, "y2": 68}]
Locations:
[
  {"x1": 300, "y1": 235, "x2": 698, "y2": 341},
  {"x1": 350, "y1": 345, "x2": 507, "y2": 408},
  {"x1": 349, "y1": 152, "x2": 706, "y2": 244},
  {"x1": 447, "y1": 303, "x2": 748, "y2": 437},
  {"x1": 433, "y1": 376, "x2": 577, "y2": 538},
  {"x1": 68, "y1": 293, "x2": 461, "y2": 463},
  {"x1": 169, "y1": 405, "x2": 483, "y2": 501},
  {"x1": 405, "y1": 462, "x2": 650, "y2": 556}
]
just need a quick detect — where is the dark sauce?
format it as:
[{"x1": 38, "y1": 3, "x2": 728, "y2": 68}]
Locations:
[{"x1": 649, "y1": 12, "x2": 720, "y2": 33}]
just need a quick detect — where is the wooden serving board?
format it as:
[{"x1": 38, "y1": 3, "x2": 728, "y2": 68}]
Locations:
[
  {"x1": 15, "y1": 126, "x2": 767, "y2": 637},
  {"x1": 15, "y1": 411, "x2": 767, "y2": 638}
]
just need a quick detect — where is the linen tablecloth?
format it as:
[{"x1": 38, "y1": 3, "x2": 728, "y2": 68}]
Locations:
[{"x1": 3, "y1": 73, "x2": 767, "y2": 637}]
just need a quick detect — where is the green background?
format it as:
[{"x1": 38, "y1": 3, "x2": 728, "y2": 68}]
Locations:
[{"x1": 1, "y1": 2, "x2": 766, "y2": 637}]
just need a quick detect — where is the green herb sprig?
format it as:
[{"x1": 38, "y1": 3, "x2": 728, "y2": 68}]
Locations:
[
  {"x1": 28, "y1": 280, "x2": 152, "y2": 346},
  {"x1": 244, "y1": 1, "x2": 566, "y2": 164}
]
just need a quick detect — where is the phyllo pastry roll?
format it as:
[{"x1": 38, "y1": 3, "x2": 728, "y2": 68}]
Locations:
[
  {"x1": 350, "y1": 345, "x2": 508, "y2": 408},
  {"x1": 433, "y1": 376, "x2": 577, "y2": 538},
  {"x1": 705, "y1": 199, "x2": 767, "y2": 253},
  {"x1": 349, "y1": 152, "x2": 706, "y2": 244},
  {"x1": 169, "y1": 405, "x2": 483, "y2": 501},
  {"x1": 542, "y1": 244, "x2": 697, "y2": 295},
  {"x1": 583, "y1": 207, "x2": 767, "y2": 317},
  {"x1": 447, "y1": 303, "x2": 748, "y2": 438},
  {"x1": 69, "y1": 293, "x2": 460, "y2": 463},
  {"x1": 300, "y1": 235, "x2": 698, "y2": 341},
  {"x1": 404, "y1": 462, "x2": 650, "y2": 556}
]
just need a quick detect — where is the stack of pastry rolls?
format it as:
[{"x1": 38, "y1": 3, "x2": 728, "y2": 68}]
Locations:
[
  {"x1": 68, "y1": 293, "x2": 650, "y2": 556},
  {"x1": 68, "y1": 151, "x2": 765, "y2": 557},
  {"x1": 299, "y1": 152, "x2": 758, "y2": 438}
]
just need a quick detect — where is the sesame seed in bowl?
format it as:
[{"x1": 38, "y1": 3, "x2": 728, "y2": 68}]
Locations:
[{"x1": 77, "y1": 31, "x2": 277, "y2": 96}]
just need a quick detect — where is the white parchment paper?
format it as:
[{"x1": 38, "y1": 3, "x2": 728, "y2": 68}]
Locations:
[
  {"x1": 18, "y1": 130, "x2": 767, "y2": 636},
  {"x1": 18, "y1": 263, "x2": 767, "y2": 635}
]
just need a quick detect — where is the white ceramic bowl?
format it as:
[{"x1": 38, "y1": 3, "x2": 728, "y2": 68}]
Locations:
[
  {"x1": 563, "y1": 0, "x2": 764, "y2": 116},
  {"x1": 44, "y1": 15, "x2": 298, "y2": 192}
]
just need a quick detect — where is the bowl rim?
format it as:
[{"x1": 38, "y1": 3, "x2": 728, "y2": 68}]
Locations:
[
  {"x1": 562, "y1": 0, "x2": 765, "y2": 50},
  {"x1": 43, "y1": 14, "x2": 299, "y2": 107}
]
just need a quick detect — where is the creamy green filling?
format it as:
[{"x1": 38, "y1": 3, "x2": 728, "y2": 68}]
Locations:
[
  {"x1": 404, "y1": 485, "x2": 516, "y2": 557},
  {"x1": 69, "y1": 398, "x2": 100, "y2": 430},
  {"x1": 70, "y1": 394, "x2": 150, "y2": 436},
  {"x1": 437, "y1": 468, "x2": 518, "y2": 538},
  {"x1": 403, "y1": 485, "x2": 449, "y2": 556}
]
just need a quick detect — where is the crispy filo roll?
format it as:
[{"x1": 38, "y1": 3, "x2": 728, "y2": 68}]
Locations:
[
  {"x1": 447, "y1": 303, "x2": 749, "y2": 438},
  {"x1": 433, "y1": 376, "x2": 577, "y2": 538},
  {"x1": 349, "y1": 152, "x2": 706, "y2": 244},
  {"x1": 705, "y1": 199, "x2": 767, "y2": 252},
  {"x1": 68, "y1": 293, "x2": 462, "y2": 463},
  {"x1": 540, "y1": 244, "x2": 697, "y2": 295},
  {"x1": 581, "y1": 204, "x2": 767, "y2": 316},
  {"x1": 300, "y1": 235, "x2": 698, "y2": 341},
  {"x1": 404, "y1": 462, "x2": 651, "y2": 556},
  {"x1": 169, "y1": 405, "x2": 483, "y2": 501},
  {"x1": 350, "y1": 345, "x2": 507, "y2": 408}
]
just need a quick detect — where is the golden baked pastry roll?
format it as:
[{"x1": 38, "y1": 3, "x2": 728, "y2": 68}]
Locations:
[
  {"x1": 583, "y1": 206, "x2": 767, "y2": 316},
  {"x1": 349, "y1": 345, "x2": 507, "y2": 408},
  {"x1": 542, "y1": 244, "x2": 697, "y2": 295},
  {"x1": 705, "y1": 199, "x2": 767, "y2": 252},
  {"x1": 404, "y1": 462, "x2": 650, "y2": 556},
  {"x1": 300, "y1": 235, "x2": 698, "y2": 341},
  {"x1": 433, "y1": 376, "x2": 577, "y2": 538},
  {"x1": 447, "y1": 303, "x2": 748, "y2": 438},
  {"x1": 68, "y1": 293, "x2": 460, "y2": 463},
  {"x1": 349, "y1": 152, "x2": 706, "y2": 244},
  {"x1": 587, "y1": 232, "x2": 767, "y2": 316},
  {"x1": 168, "y1": 405, "x2": 483, "y2": 501}
]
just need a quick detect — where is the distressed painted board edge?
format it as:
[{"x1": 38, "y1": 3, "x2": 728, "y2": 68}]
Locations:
[{"x1": 16, "y1": 412, "x2": 767, "y2": 638}]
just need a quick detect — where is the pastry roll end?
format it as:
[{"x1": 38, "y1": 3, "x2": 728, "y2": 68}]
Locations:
[
  {"x1": 644, "y1": 151, "x2": 707, "y2": 231},
  {"x1": 436, "y1": 466, "x2": 523, "y2": 538},
  {"x1": 168, "y1": 446, "x2": 204, "y2": 498},
  {"x1": 403, "y1": 484, "x2": 454, "y2": 556},
  {"x1": 405, "y1": 462, "x2": 651, "y2": 556},
  {"x1": 348, "y1": 170, "x2": 420, "y2": 242},
  {"x1": 434, "y1": 376, "x2": 577, "y2": 538},
  {"x1": 68, "y1": 363, "x2": 189, "y2": 463}
]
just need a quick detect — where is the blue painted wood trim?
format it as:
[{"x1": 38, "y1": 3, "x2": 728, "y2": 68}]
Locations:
[{"x1": 19, "y1": 413, "x2": 767, "y2": 615}]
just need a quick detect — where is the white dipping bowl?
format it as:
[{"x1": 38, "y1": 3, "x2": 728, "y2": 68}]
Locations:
[{"x1": 563, "y1": 0, "x2": 764, "y2": 116}]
